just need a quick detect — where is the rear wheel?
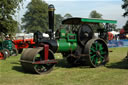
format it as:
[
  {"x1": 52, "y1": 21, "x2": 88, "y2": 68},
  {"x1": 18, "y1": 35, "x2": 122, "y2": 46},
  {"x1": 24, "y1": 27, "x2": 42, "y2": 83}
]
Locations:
[
  {"x1": 84, "y1": 38, "x2": 109, "y2": 67},
  {"x1": 0, "y1": 50, "x2": 7, "y2": 60},
  {"x1": 2, "y1": 49, "x2": 10, "y2": 57},
  {"x1": 11, "y1": 48, "x2": 18, "y2": 56}
]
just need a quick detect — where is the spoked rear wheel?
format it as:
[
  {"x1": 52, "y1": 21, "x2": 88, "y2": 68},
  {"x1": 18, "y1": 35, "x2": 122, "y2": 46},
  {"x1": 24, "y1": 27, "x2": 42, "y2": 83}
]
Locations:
[{"x1": 84, "y1": 38, "x2": 109, "y2": 67}]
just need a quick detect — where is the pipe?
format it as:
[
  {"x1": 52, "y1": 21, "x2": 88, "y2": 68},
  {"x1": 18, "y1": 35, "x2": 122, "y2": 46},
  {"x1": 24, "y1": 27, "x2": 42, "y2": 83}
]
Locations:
[{"x1": 48, "y1": 4, "x2": 55, "y2": 39}]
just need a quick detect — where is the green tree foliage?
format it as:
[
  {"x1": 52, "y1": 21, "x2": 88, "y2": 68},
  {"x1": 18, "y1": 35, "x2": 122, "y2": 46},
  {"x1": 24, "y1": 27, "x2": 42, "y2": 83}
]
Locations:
[
  {"x1": 64, "y1": 13, "x2": 72, "y2": 19},
  {"x1": 0, "y1": 0, "x2": 22, "y2": 34},
  {"x1": 63, "y1": 13, "x2": 73, "y2": 30},
  {"x1": 89, "y1": 10, "x2": 103, "y2": 32},
  {"x1": 55, "y1": 13, "x2": 72, "y2": 32},
  {"x1": 123, "y1": 21, "x2": 128, "y2": 32},
  {"x1": 54, "y1": 14, "x2": 63, "y2": 31},
  {"x1": 122, "y1": 0, "x2": 128, "y2": 32},
  {"x1": 22, "y1": 0, "x2": 48, "y2": 33},
  {"x1": 16, "y1": 23, "x2": 22, "y2": 33},
  {"x1": 122, "y1": 0, "x2": 128, "y2": 17},
  {"x1": 55, "y1": 13, "x2": 72, "y2": 36},
  {"x1": 89, "y1": 10, "x2": 102, "y2": 18},
  {"x1": 110, "y1": 24, "x2": 117, "y2": 31}
]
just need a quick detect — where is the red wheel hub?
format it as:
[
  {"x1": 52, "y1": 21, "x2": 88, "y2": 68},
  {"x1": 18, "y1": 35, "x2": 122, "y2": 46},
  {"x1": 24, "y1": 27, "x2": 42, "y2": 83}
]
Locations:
[{"x1": 0, "y1": 52, "x2": 4, "y2": 60}]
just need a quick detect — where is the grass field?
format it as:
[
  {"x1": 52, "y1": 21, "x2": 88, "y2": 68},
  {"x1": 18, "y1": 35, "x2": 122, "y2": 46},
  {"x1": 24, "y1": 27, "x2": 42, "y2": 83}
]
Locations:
[{"x1": 0, "y1": 47, "x2": 128, "y2": 85}]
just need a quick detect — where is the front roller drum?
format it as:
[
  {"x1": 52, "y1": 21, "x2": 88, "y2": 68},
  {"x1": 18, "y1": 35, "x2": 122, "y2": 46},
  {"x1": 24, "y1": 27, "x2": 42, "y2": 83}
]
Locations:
[
  {"x1": 20, "y1": 47, "x2": 56, "y2": 74},
  {"x1": 84, "y1": 38, "x2": 109, "y2": 67}
]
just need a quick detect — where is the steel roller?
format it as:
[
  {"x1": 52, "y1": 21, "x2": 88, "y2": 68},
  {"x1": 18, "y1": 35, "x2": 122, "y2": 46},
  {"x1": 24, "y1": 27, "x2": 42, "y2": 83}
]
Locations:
[{"x1": 20, "y1": 47, "x2": 56, "y2": 74}]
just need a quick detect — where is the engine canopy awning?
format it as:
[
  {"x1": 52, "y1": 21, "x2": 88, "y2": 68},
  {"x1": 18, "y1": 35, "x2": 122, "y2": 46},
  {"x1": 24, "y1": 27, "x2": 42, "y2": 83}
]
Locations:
[{"x1": 62, "y1": 17, "x2": 117, "y2": 25}]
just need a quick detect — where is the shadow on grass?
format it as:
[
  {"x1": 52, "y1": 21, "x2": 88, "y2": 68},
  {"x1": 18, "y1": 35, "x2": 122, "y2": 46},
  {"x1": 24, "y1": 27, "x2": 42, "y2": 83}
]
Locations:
[
  {"x1": 12, "y1": 66, "x2": 37, "y2": 74},
  {"x1": 12, "y1": 66, "x2": 27, "y2": 73},
  {"x1": 12, "y1": 58, "x2": 90, "y2": 74},
  {"x1": 56, "y1": 58, "x2": 72, "y2": 68},
  {"x1": 56, "y1": 58, "x2": 90, "y2": 68},
  {"x1": 107, "y1": 59, "x2": 128, "y2": 69},
  {"x1": 11, "y1": 62, "x2": 20, "y2": 65},
  {"x1": 11, "y1": 62, "x2": 29, "y2": 74}
]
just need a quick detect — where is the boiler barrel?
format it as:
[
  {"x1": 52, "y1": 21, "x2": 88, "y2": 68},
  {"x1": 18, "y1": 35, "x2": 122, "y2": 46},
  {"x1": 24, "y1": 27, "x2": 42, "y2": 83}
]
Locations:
[
  {"x1": 42, "y1": 39, "x2": 77, "y2": 53},
  {"x1": 57, "y1": 39, "x2": 77, "y2": 52}
]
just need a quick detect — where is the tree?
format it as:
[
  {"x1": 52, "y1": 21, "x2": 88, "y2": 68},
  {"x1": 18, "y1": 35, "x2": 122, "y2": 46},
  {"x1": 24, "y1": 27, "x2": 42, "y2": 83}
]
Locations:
[
  {"x1": 122, "y1": 0, "x2": 128, "y2": 32},
  {"x1": 64, "y1": 13, "x2": 72, "y2": 19},
  {"x1": 22, "y1": 0, "x2": 48, "y2": 33},
  {"x1": 122, "y1": 0, "x2": 128, "y2": 17},
  {"x1": 54, "y1": 14, "x2": 63, "y2": 31},
  {"x1": 89, "y1": 10, "x2": 102, "y2": 18},
  {"x1": 110, "y1": 24, "x2": 117, "y2": 31},
  {"x1": 123, "y1": 21, "x2": 128, "y2": 32},
  {"x1": 0, "y1": 0, "x2": 22, "y2": 35},
  {"x1": 16, "y1": 23, "x2": 22, "y2": 33},
  {"x1": 89, "y1": 10, "x2": 103, "y2": 32}
]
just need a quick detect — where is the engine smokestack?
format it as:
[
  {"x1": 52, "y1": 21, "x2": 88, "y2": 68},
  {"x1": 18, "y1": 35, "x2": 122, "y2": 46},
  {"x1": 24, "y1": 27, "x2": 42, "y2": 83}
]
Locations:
[{"x1": 48, "y1": 4, "x2": 55, "y2": 39}]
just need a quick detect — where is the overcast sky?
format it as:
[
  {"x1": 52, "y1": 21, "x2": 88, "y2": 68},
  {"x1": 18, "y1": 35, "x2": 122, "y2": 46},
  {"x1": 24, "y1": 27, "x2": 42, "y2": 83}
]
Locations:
[{"x1": 16, "y1": 0, "x2": 127, "y2": 28}]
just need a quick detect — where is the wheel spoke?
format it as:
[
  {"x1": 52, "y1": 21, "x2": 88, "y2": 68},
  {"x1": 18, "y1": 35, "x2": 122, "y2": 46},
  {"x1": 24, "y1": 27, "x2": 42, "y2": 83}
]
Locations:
[
  {"x1": 95, "y1": 42, "x2": 98, "y2": 50},
  {"x1": 90, "y1": 52, "x2": 93, "y2": 54},
  {"x1": 92, "y1": 42, "x2": 106, "y2": 65},
  {"x1": 100, "y1": 56, "x2": 104, "y2": 59},
  {"x1": 90, "y1": 47, "x2": 96, "y2": 52},
  {"x1": 100, "y1": 56, "x2": 104, "y2": 62},
  {"x1": 42, "y1": 65, "x2": 47, "y2": 71},
  {"x1": 95, "y1": 57, "x2": 98, "y2": 65},
  {"x1": 91, "y1": 54, "x2": 96, "y2": 61},
  {"x1": 99, "y1": 44, "x2": 103, "y2": 51},
  {"x1": 100, "y1": 51, "x2": 106, "y2": 55}
]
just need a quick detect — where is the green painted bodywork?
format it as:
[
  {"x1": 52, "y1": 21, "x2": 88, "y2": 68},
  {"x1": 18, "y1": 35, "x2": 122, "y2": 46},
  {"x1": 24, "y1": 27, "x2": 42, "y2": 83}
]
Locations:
[
  {"x1": 57, "y1": 29, "x2": 77, "y2": 52},
  {"x1": 57, "y1": 39, "x2": 77, "y2": 52},
  {"x1": 67, "y1": 33, "x2": 77, "y2": 42},
  {"x1": 0, "y1": 40, "x2": 13, "y2": 51},
  {"x1": 81, "y1": 18, "x2": 117, "y2": 24},
  {"x1": 60, "y1": 29, "x2": 66, "y2": 38}
]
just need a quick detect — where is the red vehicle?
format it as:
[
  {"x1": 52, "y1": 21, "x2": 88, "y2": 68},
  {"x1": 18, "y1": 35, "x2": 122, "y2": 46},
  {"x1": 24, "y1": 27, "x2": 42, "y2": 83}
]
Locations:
[
  {"x1": 108, "y1": 32, "x2": 114, "y2": 40},
  {"x1": 13, "y1": 36, "x2": 35, "y2": 53}
]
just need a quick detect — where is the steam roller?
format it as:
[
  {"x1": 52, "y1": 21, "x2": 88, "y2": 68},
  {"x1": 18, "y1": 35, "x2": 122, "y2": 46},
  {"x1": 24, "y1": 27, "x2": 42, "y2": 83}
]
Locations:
[{"x1": 20, "y1": 4, "x2": 117, "y2": 74}]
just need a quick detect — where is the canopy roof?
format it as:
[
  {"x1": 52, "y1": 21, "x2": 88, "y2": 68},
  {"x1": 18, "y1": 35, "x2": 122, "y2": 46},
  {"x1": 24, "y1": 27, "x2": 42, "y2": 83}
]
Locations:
[{"x1": 62, "y1": 17, "x2": 117, "y2": 25}]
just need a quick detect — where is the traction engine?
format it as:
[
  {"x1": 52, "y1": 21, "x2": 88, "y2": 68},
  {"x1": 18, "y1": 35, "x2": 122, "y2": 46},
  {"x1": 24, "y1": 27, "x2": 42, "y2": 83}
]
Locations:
[{"x1": 20, "y1": 4, "x2": 117, "y2": 74}]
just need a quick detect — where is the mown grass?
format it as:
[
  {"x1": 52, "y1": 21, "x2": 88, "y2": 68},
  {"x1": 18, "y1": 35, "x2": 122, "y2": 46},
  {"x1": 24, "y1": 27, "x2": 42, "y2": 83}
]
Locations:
[{"x1": 0, "y1": 47, "x2": 128, "y2": 85}]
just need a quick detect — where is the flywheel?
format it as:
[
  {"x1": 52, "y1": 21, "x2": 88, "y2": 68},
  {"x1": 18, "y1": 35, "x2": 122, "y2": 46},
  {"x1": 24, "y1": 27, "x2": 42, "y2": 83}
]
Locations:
[{"x1": 78, "y1": 24, "x2": 94, "y2": 46}]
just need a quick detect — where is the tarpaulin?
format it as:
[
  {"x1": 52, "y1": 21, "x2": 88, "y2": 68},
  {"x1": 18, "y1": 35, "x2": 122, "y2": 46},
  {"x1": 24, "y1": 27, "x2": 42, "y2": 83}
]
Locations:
[{"x1": 108, "y1": 39, "x2": 128, "y2": 48}]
